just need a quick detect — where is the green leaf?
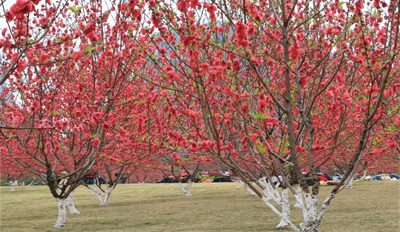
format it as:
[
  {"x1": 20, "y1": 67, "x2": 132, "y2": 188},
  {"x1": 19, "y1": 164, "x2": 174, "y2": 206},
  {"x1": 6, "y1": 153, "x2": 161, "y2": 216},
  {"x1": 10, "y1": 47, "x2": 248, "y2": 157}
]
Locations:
[
  {"x1": 255, "y1": 143, "x2": 266, "y2": 153},
  {"x1": 254, "y1": 113, "x2": 268, "y2": 120},
  {"x1": 85, "y1": 46, "x2": 96, "y2": 52},
  {"x1": 69, "y1": 6, "x2": 82, "y2": 13}
]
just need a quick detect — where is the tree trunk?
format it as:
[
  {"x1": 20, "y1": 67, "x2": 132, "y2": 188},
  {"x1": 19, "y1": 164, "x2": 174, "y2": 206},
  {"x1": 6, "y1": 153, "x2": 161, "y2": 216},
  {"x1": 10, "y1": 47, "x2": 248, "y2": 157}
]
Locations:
[
  {"x1": 175, "y1": 181, "x2": 194, "y2": 197},
  {"x1": 100, "y1": 187, "x2": 113, "y2": 206},
  {"x1": 10, "y1": 181, "x2": 18, "y2": 191},
  {"x1": 276, "y1": 187, "x2": 291, "y2": 228},
  {"x1": 346, "y1": 178, "x2": 353, "y2": 189},
  {"x1": 360, "y1": 170, "x2": 367, "y2": 181},
  {"x1": 185, "y1": 180, "x2": 193, "y2": 197},
  {"x1": 300, "y1": 228, "x2": 318, "y2": 232},
  {"x1": 65, "y1": 191, "x2": 80, "y2": 214},
  {"x1": 261, "y1": 178, "x2": 281, "y2": 202},
  {"x1": 300, "y1": 193, "x2": 319, "y2": 231},
  {"x1": 239, "y1": 180, "x2": 257, "y2": 196},
  {"x1": 27, "y1": 178, "x2": 37, "y2": 186},
  {"x1": 293, "y1": 184, "x2": 304, "y2": 209},
  {"x1": 87, "y1": 186, "x2": 104, "y2": 204},
  {"x1": 261, "y1": 195, "x2": 300, "y2": 232},
  {"x1": 185, "y1": 191, "x2": 192, "y2": 197},
  {"x1": 53, "y1": 198, "x2": 67, "y2": 228},
  {"x1": 312, "y1": 193, "x2": 335, "y2": 231}
]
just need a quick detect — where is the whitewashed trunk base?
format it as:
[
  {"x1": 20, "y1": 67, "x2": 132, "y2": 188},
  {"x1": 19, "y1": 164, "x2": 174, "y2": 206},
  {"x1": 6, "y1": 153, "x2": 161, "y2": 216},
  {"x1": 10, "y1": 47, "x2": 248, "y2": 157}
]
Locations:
[
  {"x1": 293, "y1": 184, "x2": 304, "y2": 209},
  {"x1": 276, "y1": 188, "x2": 291, "y2": 228},
  {"x1": 53, "y1": 198, "x2": 66, "y2": 228},
  {"x1": 359, "y1": 170, "x2": 368, "y2": 181},
  {"x1": 10, "y1": 181, "x2": 18, "y2": 191},
  {"x1": 27, "y1": 180, "x2": 36, "y2": 186},
  {"x1": 185, "y1": 191, "x2": 192, "y2": 197},
  {"x1": 66, "y1": 191, "x2": 80, "y2": 214},
  {"x1": 239, "y1": 180, "x2": 257, "y2": 196},
  {"x1": 87, "y1": 186, "x2": 104, "y2": 204},
  {"x1": 346, "y1": 178, "x2": 353, "y2": 189},
  {"x1": 261, "y1": 196, "x2": 300, "y2": 232},
  {"x1": 176, "y1": 181, "x2": 194, "y2": 197},
  {"x1": 185, "y1": 181, "x2": 194, "y2": 197},
  {"x1": 300, "y1": 193, "x2": 319, "y2": 231},
  {"x1": 100, "y1": 187, "x2": 113, "y2": 206}
]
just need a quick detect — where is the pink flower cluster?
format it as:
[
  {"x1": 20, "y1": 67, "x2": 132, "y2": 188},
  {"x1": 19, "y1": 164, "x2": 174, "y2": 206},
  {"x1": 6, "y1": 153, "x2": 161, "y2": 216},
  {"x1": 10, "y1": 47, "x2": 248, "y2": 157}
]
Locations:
[
  {"x1": 204, "y1": 3, "x2": 217, "y2": 21},
  {"x1": 235, "y1": 20, "x2": 249, "y2": 48},
  {"x1": 289, "y1": 42, "x2": 300, "y2": 60},
  {"x1": 6, "y1": 0, "x2": 40, "y2": 22}
]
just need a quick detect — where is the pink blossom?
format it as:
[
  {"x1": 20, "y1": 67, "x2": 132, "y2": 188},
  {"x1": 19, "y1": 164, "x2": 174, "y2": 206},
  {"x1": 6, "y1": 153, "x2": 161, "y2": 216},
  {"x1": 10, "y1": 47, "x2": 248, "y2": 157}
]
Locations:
[
  {"x1": 235, "y1": 20, "x2": 248, "y2": 47},
  {"x1": 11, "y1": 53, "x2": 19, "y2": 63},
  {"x1": 232, "y1": 59, "x2": 241, "y2": 72},
  {"x1": 250, "y1": 134, "x2": 258, "y2": 142},
  {"x1": 16, "y1": 60, "x2": 27, "y2": 72},
  {"x1": 10, "y1": 0, "x2": 35, "y2": 16},
  {"x1": 120, "y1": 128, "x2": 127, "y2": 137},
  {"x1": 160, "y1": 90, "x2": 168, "y2": 96},
  {"x1": 71, "y1": 51, "x2": 82, "y2": 60},
  {"x1": 92, "y1": 139, "x2": 100, "y2": 147},
  {"x1": 149, "y1": 0, "x2": 156, "y2": 7},
  {"x1": 241, "y1": 104, "x2": 249, "y2": 113},
  {"x1": 289, "y1": 44, "x2": 299, "y2": 60},
  {"x1": 103, "y1": 123, "x2": 110, "y2": 130},
  {"x1": 5, "y1": 12, "x2": 14, "y2": 22}
]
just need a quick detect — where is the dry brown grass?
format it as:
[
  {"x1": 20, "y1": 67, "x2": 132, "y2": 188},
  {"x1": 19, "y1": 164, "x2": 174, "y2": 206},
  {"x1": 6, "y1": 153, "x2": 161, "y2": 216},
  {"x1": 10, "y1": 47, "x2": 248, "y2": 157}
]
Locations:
[{"x1": 1, "y1": 181, "x2": 399, "y2": 232}]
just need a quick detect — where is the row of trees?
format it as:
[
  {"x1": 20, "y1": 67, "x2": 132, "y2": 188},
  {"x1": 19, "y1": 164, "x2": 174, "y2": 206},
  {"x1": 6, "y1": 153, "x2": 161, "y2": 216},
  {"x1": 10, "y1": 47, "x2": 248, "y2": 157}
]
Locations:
[{"x1": 1, "y1": 0, "x2": 399, "y2": 231}]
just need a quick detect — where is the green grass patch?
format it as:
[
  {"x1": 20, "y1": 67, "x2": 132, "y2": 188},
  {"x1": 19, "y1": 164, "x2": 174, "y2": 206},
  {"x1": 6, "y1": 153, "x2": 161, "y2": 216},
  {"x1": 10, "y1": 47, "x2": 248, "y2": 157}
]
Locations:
[{"x1": 1, "y1": 181, "x2": 399, "y2": 231}]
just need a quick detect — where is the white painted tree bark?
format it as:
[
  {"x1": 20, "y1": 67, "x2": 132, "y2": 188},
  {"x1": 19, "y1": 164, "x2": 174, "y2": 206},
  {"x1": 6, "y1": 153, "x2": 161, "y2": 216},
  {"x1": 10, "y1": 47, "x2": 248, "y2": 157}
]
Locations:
[
  {"x1": 360, "y1": 170, "x2": 368, "y2": 181},
  {"x1": 346, "y1": 178, "x2": 353, "y2": 189},
  {"x1": 312, "y1": 193, "x2": 335, "y2": 231},
  {"x1": 242, "y1": 176, "x2": 345, "y2": 231},
  {"x1": 276, "y1": 188, "x2": 291, "y2": 228},
  {"x1": 10, "y1": 181, "x2": 18, "y2": 191},
  {"x1": 300, "y1": 193, "x2": 319, "y2": 231},
  {"x1": 65, "y1": 191, "x2": 80, "y2": 214},
  {"x1": 259, "y1": 177, "x2": 281, "y2": 202},
  {"x1": 258, "y1": 177, "x2": 296, "y2": 229},
  {"x1": 53, "y1": 198, "x2": 67, "y2": 228},
  {"x1": 239, "y1": 180, "x2": 257, "y2": 196},
  {"x1": 27, "y1": 181, "x2": 36, "y2": 186},
  {"x1": 100, "y1": 187, "x2": 114, "y2": 206},
  {"x1": 261, "y1": 196, "x2": 300, "y2": 232},
  {"x1": 185, "y1": 180, "x2": 194, "y2": 197},
  {"x1": 175, "y1": 180, "x2": 194, "y2": 197},
  {"x1": 87, "y1": 186, "x2": 104, "y2": 204},
  {"x1": 243, "y1": 173, "x2": 360, "y2": 232},
  {"x1": 293, "y1": 184, "x2": 304, "y2": 209}
]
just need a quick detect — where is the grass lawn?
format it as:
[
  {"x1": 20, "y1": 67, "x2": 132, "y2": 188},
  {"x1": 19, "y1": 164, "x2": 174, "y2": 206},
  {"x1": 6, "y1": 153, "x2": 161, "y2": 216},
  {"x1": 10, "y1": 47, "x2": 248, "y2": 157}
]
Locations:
[{"x1": 1, "y1": 181, "x2": 399, "y2": 232}]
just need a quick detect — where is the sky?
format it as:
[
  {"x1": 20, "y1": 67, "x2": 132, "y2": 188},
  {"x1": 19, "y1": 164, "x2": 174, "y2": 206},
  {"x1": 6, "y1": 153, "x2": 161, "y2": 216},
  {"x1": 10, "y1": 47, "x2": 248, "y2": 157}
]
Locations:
[{"x1": 0, "y1": 0, "x2": 13, "y2": 29}]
